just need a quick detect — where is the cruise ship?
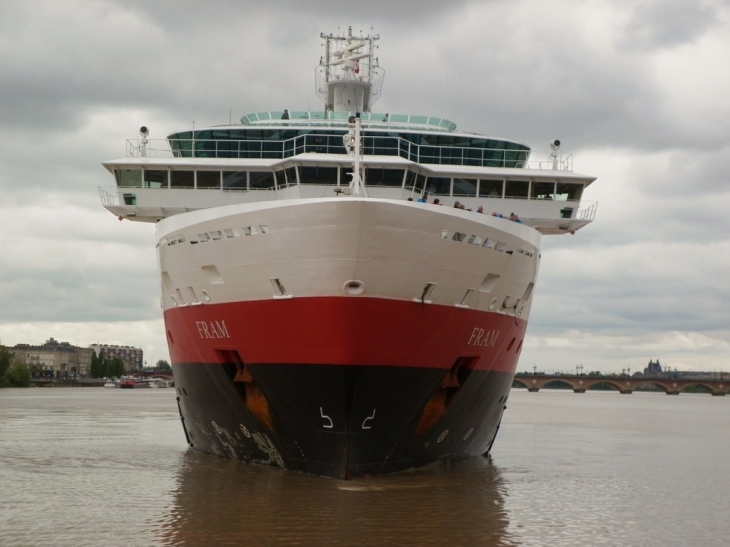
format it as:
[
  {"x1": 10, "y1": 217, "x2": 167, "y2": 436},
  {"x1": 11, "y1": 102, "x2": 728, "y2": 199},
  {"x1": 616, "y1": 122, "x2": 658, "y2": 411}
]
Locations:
[{"x1": 100, "y1": 28, "x2": 597, "y2": 478}]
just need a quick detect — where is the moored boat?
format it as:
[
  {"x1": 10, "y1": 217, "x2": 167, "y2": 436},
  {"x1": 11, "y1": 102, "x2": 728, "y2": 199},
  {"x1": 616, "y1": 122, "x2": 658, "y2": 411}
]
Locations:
[
  {"x1": 119, "y1": 377, "x2": 149, "y2": 389},
  {"x1": 148, "y1": 377, "x2": 173, "y2": 388},
  {"x1": 100, "y1": 27, "x2": 597, "y2": 478}
]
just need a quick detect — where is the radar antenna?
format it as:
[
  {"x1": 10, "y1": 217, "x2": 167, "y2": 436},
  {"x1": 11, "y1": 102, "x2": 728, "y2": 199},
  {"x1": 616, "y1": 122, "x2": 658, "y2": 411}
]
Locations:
[{"x1": 315, "y1": 26, "x2": 384, "y2": 113}]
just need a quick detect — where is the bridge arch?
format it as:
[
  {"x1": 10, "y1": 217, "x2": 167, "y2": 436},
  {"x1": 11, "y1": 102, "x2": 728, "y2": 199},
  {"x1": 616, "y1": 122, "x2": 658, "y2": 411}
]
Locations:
[
  {"x1": 512, "y1": 378, "x2": 531, "y2": 389},
  {"x1": 630, "y1": 381, "x2": 670, "y2": 394},
  {"x1": 584, "y1": 380, "x2": 621, "y2": 392},
  {"x1": 679, "y1": 383, "x2": 714, "y2": 394},
  {"x1": 543, "y1": 380, "x2": 574, "y2": 390}
]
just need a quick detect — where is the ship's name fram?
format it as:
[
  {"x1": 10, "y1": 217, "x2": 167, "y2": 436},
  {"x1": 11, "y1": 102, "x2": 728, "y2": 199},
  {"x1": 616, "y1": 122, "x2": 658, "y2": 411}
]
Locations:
[
  {"x1": 195, "y1": 320, "x2": 230, "y2": 339},
  {"x1": 467, "y1": 328, "x2": 500, "y2": 347}
]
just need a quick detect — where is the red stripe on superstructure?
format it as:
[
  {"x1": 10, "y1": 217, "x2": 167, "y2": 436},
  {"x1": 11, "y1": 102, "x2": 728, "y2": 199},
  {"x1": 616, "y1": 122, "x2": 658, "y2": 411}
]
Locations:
[{"x1": 163, "y1": 297, "x2": 526, "y2": 373}]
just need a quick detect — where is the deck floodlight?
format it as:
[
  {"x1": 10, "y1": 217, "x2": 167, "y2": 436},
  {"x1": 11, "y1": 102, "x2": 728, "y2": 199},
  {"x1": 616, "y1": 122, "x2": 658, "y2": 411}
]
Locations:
[
  {"x1": 140, "y1": 126, "x2": 149, "y2": 137},
  {"x1": 550, "y1": 139, "x2": 561, "y2": 151}
]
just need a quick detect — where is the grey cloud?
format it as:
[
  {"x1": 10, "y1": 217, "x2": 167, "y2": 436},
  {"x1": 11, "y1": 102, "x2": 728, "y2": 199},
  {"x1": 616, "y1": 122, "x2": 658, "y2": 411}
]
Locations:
[
  {"x1": 618, "y1": 0, "x2": 720, "y2": 50},
  {"x1": 1, "y1": 0, "x2": 729, "y2": 371}
]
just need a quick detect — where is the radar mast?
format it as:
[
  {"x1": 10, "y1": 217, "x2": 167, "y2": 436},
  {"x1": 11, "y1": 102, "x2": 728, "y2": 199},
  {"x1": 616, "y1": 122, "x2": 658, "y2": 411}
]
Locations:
[{"x1": 315, "y1": 26, "x2": 384, "y2": 113}]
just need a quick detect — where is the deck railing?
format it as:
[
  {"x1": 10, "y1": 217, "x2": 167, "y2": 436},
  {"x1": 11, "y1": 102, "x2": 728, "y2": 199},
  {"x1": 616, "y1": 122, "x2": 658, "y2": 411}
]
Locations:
[
  {"x1": 578, "y1": 200, "x2": 598, "y2": 221},
  {"x1": 124, "y1": 134, "x2": 544, "y2": 170}
]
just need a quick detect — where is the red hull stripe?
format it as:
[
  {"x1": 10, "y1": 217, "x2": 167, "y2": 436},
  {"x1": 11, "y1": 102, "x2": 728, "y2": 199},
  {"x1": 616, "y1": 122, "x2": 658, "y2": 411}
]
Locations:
[{"x1": 164, "y1": 297, "x2": 527, "y2": 373}]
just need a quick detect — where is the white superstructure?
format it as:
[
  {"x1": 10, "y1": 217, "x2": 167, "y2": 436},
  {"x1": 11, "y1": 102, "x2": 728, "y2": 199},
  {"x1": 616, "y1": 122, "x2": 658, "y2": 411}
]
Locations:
[{"x1": 98, "y1": 27, "x2": 599, "y2": 478}]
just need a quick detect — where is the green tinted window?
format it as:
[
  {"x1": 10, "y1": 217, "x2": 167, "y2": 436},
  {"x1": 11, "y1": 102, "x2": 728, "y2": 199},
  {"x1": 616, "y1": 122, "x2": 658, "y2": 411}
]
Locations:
[
  {"x1": 115, "y1": 169, "x2": 141, "y2": 188},
  {"x1": 532, "y1": 182, "x2": 555, "y2": 199},
  {"x1": 223, "y1": 172, "x2": 247, "y2": 190},
  {"x1": 250, "y1": 172, "x2": 275, "y2": 189},
  {"x1": 427, "y1": 177, "x2": 451, "y2": 195},
  {"x1": 555, "y1": 183, "x2": 583, "y2": 201},
  {"x1": 197, "y1": 171, "x2": 220, "y2": 189},
  {"x1": 453, "y1": 178, "x2": 477, "y2": 197},
  {"x1": 171, "y1": 171, "x2": 194, "y2": 188},
  {"x1": 414, "y1": 173, "x2": 426, "y2": 192},
  {"x1": 299, "y1": 167, "x2": 337, "y2": 185},
  {"x1": 365, "y1": 168, "x2": 404, "y2": 187},
  {"x1": 284, "y1": 166, "x2": 298, "y2": 185},
  {"x1": 505, "y1": 180, "x2": 529, "y2": 199},
  {"x1": 479, "y1": 179, "x2": 503, "y2": 198},
  {"x1": 404, "y1": 170, "x2": 417, "y2": 189},
  {"x1": 143, "y1": 170, "x2": 167, "y2": 188}
]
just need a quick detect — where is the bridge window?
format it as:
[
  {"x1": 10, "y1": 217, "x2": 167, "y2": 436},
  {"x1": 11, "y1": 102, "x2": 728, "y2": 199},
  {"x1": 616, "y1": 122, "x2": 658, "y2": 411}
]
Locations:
[
  {"x1": 116, "y1": 169, "x2": 142, "y2": 188},
  {"x1": 250, "y1": 171, "x2": 275, "y2": 190},
  {"x1": 143, "y1": 169, "x2": 167, "y2": 189},
  {"x1": 479, "y1": 179, "x2": 503, "y2": 198},
  {"x1": 281, "y1": 166, "x2": 297, "y2": 187},
  {"x1": 197, "y1": 171, "x2": 221, "y2": 189},
  {"x1": 365, "y1": 168, "x2": 405, "y2": 187},
  {"x1": 531, "y1": 181, "x2": 555, "y2": 200},
  {"x1": 363, "y1": 134, "x2": 399, "y2": 156},
  {"x1": 453, "y1": 178, "x2": 477, "y2": 197},
  {"x1": 426, "y1": 177, "x2": 451, "y2": 195},
  {"x1": 171, "y1": 170, "x2": 194, "y2": 188},
  {"x1": 505, "y1": 180, "x2": 529, "y2": 199},
  {"x1": 169, "y1": 132, "x2": 192, "y2": 157},
  {"x1": 299, "y1": 166, "x2": 337, "y2": 185},
  {"x1": 555, "y1": 183, "x2": 584, "y2": 201},
  {"x1": 404, "y1": 170, "x2": 417, "y2": 189},
  {"x1": 223, "y1": 171, "x2": 247, "y2": 190}
]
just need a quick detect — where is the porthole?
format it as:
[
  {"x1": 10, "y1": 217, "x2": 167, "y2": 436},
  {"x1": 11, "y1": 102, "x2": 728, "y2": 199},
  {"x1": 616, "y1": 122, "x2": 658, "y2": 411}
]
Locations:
[{"x1": 344, "y1": 280, "x2": 365, "y2": 295}]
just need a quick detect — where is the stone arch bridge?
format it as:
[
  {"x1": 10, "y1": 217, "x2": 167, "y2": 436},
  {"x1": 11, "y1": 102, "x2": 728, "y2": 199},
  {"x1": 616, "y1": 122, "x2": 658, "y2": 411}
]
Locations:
[{"x1": 512, "y1": 374, "x2": 728, "y2": 396}]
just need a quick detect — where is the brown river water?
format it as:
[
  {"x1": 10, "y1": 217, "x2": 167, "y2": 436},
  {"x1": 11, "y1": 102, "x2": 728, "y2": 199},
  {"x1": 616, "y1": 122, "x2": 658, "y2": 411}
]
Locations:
[{"x1": 1, "y1": 387, "x2": 728, "y2": 546}]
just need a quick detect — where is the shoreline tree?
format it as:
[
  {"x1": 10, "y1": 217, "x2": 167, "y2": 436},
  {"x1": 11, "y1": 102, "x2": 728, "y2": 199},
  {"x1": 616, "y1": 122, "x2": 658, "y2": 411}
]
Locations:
[
  {"x1": 0, "y1": 346, "x2": 11, "y2": 387},
  {"x1": 8, "y1": 363, "x2": 31, "y2": 387}
]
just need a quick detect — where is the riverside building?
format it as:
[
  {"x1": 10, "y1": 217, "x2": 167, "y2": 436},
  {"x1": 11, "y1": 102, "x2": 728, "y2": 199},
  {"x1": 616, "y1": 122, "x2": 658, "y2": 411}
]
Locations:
[
  {"x1": 10, "y1": 338, "x2": 94, "y2": 378},
  {"x1": 89, "y1": 344, "x2": 144, "y2": 371}
]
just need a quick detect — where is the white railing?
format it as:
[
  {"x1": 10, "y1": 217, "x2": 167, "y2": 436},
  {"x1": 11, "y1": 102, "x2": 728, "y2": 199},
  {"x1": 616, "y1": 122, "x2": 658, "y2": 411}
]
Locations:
[
  {"x1": 533, "y1": 153, "x2": 573, "y2": 172},
  {"x1": 122, "y1": 136, "x2": 538, "y2": 170},
  {"x1": 578, "y1": 200, "x2": 598, "y2": 221},
  {"x1": 126, "y1": 139, "x2": 176, "y2": 158},
  {"x1": 98, "y1": 187, "x2": 119, "y2": 207}
]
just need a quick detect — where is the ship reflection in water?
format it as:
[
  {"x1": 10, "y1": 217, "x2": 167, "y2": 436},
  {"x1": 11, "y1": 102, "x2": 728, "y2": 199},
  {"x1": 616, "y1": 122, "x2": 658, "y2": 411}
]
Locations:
[{"x1": 156, "y1": 451, "x2": 515, "y2": 546}]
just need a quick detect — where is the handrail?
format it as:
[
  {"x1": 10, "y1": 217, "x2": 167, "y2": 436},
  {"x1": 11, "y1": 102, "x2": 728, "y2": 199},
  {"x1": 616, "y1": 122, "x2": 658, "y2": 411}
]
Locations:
[
  {"x1": 99, "y1": 185, "x2": 597, "y2": 222},
  {"x1": 98, "y1": 187, "x2": 119, "y2": 207},
  {"x1": 240, "y1": 111, "x2": 458, "y2": 131},
  {"x1": 124, "y1": 134, "x2": 543, "y2": 170},
  {"x1": 578, "y1": 200, "x2": 598, "y2": 221}
]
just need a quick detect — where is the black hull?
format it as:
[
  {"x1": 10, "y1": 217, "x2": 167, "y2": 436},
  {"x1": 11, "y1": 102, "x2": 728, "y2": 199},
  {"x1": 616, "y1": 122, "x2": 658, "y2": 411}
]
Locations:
[{"x1": 173, "y1": 362, "x2": 513, "y2": 479}]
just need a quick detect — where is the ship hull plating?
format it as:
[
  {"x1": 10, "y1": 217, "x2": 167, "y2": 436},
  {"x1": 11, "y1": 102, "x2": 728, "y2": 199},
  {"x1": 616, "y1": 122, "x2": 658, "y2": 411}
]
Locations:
[{"x1": 168, "y1": 297, "x2": 525, "y2": 478}]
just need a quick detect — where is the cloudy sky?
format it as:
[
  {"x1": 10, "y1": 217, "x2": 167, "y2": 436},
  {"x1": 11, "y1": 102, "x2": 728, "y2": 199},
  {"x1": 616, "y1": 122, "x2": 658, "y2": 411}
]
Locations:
[{"x1": 1, "y1": 0, "x2": 728, "y2": 373}]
